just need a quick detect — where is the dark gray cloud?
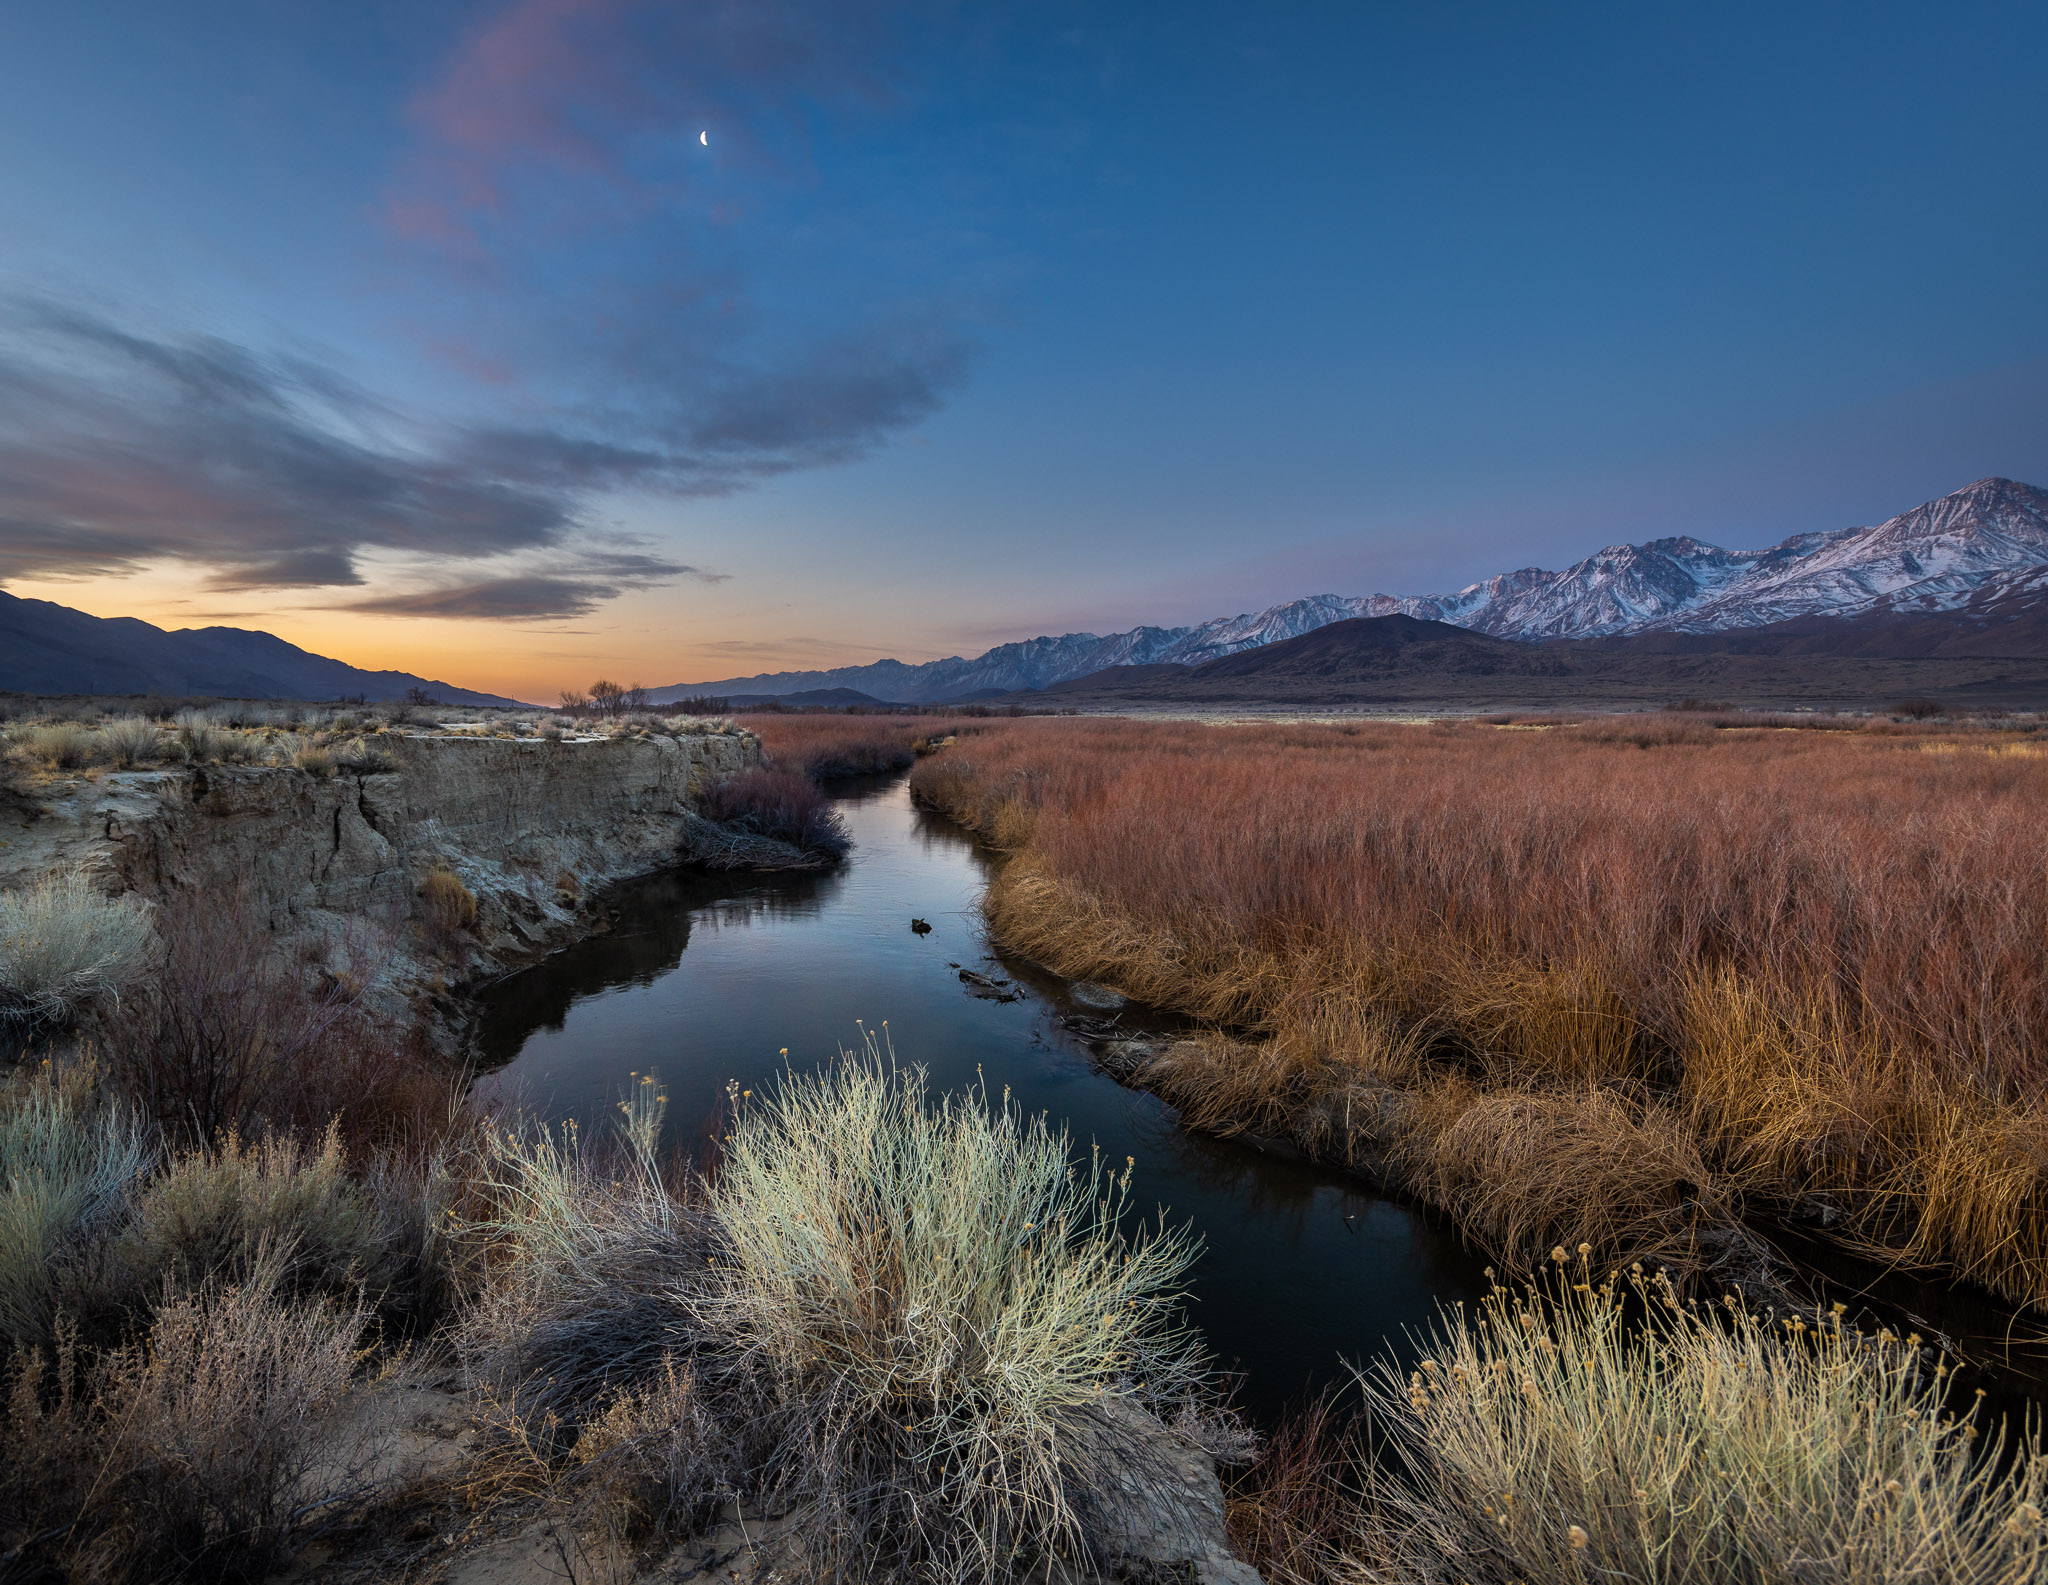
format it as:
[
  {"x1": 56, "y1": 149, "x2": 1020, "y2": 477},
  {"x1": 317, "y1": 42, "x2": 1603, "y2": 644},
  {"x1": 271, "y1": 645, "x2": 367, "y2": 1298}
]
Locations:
[
  {"x1": 342, "y1": 577, "x2": 630, "y2": 620},
  {"x1": 204, "y1": 549, "x2": 366, "y2": 590},
  {"x1": 338, "y1": 548, "x2": 724, "y2": 619},
  {"x1": 0, "y1": 301, "x2": 577, "y2": 588},
  {"x1": 0, "y1": 296, "x2": 967, "y2": 611}
]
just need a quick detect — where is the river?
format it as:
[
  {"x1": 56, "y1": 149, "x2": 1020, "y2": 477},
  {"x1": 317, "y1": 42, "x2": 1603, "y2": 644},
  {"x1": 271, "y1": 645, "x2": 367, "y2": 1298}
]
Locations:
[{"x1": 473, "y1": 772, "x2": 1486, "y2": 1421}]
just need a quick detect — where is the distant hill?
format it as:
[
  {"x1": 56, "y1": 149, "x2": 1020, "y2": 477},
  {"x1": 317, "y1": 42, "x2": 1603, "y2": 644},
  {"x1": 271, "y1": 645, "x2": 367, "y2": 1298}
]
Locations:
[
  {"x1": 722, "y1": 688, "x2": 889, "y2": 708},
  {"x1": 653, "y1": 478, "x2": 2048, "y2": 703},
  {"x1": 1018, "y1": 610, "x2": 2048, "y2": 712},
  {"x1": 0, "y1": 589, "x2": 528, "y2": 706}
]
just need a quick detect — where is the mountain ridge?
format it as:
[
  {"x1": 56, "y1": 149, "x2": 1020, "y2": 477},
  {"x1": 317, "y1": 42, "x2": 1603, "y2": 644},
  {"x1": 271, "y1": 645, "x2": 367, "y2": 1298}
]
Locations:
[
  {"x1": 1020, "y1": 609, "x2": 2048, "y2": 713},
  {"x1": 0, "y1": 589, "x2": 529, "y2": 706},
  {"x1": 652, "y1": 478, "x2": 2048, "y2": 703}
]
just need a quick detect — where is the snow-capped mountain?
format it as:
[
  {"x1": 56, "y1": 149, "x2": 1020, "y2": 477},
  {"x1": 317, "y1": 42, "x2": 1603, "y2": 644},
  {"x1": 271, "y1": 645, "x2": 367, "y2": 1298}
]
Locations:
[
  {"x1": 653, "y1": 478, "x2": 2048, "y2": 703},
  {"x1": 1419, "y1": 478, "x2": 2048, "y2": 639}
]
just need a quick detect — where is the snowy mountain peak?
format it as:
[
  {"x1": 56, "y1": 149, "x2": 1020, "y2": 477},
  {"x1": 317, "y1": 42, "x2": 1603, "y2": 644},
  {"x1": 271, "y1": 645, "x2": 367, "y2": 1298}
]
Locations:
[{"x1": 651, "y1": 478, "x2": 2048, "y2": 702}]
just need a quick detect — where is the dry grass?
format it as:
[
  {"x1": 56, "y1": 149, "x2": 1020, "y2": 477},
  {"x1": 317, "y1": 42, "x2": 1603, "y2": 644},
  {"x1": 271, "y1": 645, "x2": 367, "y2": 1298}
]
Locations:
[
  {"x1": 1346, "y1": 1258, "x2": 2048, "y2": 1584},
  {"x1": 22, "y1": 721, "x2": 101, "y2": 769},
  {"x1": 2, "y1": 1268, "x2": 374, "y2": 1582},
  {"x1": 420, "y1": 863, "x2": 480, "y2": 955},
  {"x1": 911, "y1": 717, "x2": 2048, "y2": 1301},
  {"x1": 698, "y1": 766, "x2": 852, "y2": 857},
  {"x1": 0, "y1": 870, "x2": 155, "y2": 1027},
  {"x1": 101, "y1": 715, "x2": 162, "y2": 768},
  {"x1": 0, "y1": 1064, "x2": 153, "y2": 1349},
  {"x1": 1222, "y1": 1390, "x2": 1368, "y2": 1585}
]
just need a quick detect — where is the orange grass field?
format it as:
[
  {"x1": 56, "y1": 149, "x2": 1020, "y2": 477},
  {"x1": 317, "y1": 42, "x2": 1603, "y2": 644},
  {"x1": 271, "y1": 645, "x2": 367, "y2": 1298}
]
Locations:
[{"x1": 909, "y1": 715, "x2": 2048, "y2": 1306}]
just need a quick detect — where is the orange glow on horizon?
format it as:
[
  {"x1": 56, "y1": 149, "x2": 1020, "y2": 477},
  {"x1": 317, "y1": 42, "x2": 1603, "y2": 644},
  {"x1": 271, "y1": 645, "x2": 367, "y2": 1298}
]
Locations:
[{"x1": 4, "y1": 564, "x2": 920, "y2": 703}]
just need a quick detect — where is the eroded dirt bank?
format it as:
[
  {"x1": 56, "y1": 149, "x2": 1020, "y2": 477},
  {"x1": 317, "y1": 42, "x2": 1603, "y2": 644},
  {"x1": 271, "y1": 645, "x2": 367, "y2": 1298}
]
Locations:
[{"x1": 0, "y1": 727, "x2": 760, "y2": 1035}]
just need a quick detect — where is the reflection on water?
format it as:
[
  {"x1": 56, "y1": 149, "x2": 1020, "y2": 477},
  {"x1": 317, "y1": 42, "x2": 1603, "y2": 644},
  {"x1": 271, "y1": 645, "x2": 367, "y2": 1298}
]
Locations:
[{"x1": 474, "y1": 774, "x2": 1487, "y2": 1421}]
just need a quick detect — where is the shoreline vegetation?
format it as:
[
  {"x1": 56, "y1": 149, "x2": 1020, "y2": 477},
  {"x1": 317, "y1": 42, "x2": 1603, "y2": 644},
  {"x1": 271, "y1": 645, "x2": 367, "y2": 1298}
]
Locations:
[
  {"x1": 909, "y1": 714, "x2": 2048, "y2": 1308},
  {"x1": 4, "y1": 700, "x2": 2048, "y2": 1579}
]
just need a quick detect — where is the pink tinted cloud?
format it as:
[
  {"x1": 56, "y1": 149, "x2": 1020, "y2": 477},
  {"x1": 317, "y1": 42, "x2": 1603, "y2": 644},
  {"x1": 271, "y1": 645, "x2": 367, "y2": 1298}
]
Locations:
[{"x1": 386, "y1": 0, "x2": 898, "y2": 245}]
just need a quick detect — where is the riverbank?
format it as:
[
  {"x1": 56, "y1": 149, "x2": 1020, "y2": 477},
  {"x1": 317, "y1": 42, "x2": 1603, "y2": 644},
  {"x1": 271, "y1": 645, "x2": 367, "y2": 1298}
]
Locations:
[
  {"x1": 8, "y1": 732, "x2": 2047, "y2": 1583},
  {"x1": 908, "y1": 714, "x2": 2048, "y2": 1320},
  {"x1": 0, "y1": 713, "x2": 759, "y2": 1053},
  {"x1": 0, "y1": 713, "x2": 1274, "y2": 1583}
]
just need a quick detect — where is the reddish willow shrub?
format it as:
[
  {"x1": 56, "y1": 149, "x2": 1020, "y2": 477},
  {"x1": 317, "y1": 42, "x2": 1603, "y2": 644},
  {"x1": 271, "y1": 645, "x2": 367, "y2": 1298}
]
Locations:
[
  {"x1": 915, "y1": 718, "x2": 2048, "y2": 1092},
  {"x1": 737, "y1": 713, "x2": 987, "y2": 780}
]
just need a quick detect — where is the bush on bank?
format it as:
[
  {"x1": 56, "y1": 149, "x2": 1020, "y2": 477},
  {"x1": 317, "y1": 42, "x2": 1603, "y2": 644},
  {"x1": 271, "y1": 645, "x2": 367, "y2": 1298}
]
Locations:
[
  {"x1": 459, "y1": 1047, "x2": 1225, "y2": 1581},
  {"x1": 698, "y1": 765, "x2": 852, "y2": 857},
  {"x1": 4, "y1": 1023, "x2": 2048, "y2": 1582}
]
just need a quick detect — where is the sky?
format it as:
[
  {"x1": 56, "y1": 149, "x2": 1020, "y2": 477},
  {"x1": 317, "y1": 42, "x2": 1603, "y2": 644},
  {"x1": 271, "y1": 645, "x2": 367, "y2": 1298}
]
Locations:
[{"x1": 1, "y1": 0, "x2": 2045, "y2": 701}]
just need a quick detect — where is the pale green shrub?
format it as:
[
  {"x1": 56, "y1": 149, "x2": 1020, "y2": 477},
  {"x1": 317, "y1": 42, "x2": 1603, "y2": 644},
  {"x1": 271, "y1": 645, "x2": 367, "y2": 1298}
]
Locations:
[
  {"x1": 458, "y1": 1051, "x2": 1219, "y2": 1578},
  {"x1": 693, "y1": 1047, "x2": 1211, "y2": 1579},
  {"x1": 458, "y1": 1089, "x2": 701, "y2": 1426},
  {"x1": 1354, "y1": 1255, "x2": 2048, "y2": 1584},
  {"x1": 120, "y1": 1125, "x2": 389, "y2": 1307},
  {"x1": 0, "y1": 872, "x2": 154, "y2": 1025},
  {"x1": 0, "y1": 1067, "x2": 153, "y2": 1347},
  {"x1": 100, "y1": 715, "x2": 161, "y2": 769}
]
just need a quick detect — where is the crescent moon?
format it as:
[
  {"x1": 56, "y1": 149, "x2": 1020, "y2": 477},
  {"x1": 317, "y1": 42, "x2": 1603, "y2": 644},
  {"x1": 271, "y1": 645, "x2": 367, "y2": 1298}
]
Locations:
[{"x1": 700, "y1": 130, "x2": 708, "y2": 146}]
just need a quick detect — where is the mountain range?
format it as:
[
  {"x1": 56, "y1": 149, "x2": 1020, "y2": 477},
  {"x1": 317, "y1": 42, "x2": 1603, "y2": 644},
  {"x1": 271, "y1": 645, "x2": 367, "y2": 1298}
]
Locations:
[
  {"x1": 2, "y1": 476, "x2": 2044, "y2": 710},
  {"x1": 652, "y1": 478, "x2": 2048, "y2": 704},
  {"x1": 0, "y1": 590, "x2": 526, "y2": 706}
]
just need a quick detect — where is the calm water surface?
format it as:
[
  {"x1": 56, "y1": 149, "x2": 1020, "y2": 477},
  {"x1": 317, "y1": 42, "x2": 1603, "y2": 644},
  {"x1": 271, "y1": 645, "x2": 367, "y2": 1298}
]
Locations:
[{"x1": 474, "y1": 774, "x2": 1486, "y2": 1422}]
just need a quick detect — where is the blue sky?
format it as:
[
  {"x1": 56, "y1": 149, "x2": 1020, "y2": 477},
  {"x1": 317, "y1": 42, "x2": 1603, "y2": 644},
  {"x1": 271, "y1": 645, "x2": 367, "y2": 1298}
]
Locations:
[{"x1": 1, "y1": 0, "x2": 2044, "y2": 695}]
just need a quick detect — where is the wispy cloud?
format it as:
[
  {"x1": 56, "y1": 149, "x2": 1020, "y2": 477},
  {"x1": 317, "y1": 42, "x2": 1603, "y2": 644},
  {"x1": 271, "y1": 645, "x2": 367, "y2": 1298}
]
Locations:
[
  {"x1": 339, "y1": 550, "x2": 725, "y2": 619},
  {"x1": 0, "y1": 2, "x2": 985, "y2": 620},
  {"x1": 0, "y1": 301, "x2": 576, "y2": 589},
  {"x1": 0, "y1": 295, "x2": 937, "y2": 615}
]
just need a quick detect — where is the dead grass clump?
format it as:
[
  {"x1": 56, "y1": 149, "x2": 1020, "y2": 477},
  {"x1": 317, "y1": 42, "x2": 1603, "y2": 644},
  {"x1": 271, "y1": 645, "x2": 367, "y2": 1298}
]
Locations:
[
  {"x1": 173, "y1": 708, "x2": 225, "y2": 763},
  {"x1": 419, "y1": 863, "x2": 479, "y2": 954},
  {"x1": 101, "y1": 714, "x2": 161, "y2": 768},
  {"x1": 1407, "y1": 1085, "x2": 1717, "y2": 1273},
  {"x1": 332, "y1": 736, "x2": 397, "y2": 774},
  {"x1": 0, "y1": 871, "x2": 155, "y2": 1028},
  {"x1": 76, "y1": 1270, "x2": 371, "y2": 1582},
  {"x1": 1351, "y1": 1260, "x2": 2048, "y2": 1584},
  {"x1": 22, "y1": 720, "x2": 101, "y2": 769}
]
